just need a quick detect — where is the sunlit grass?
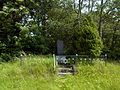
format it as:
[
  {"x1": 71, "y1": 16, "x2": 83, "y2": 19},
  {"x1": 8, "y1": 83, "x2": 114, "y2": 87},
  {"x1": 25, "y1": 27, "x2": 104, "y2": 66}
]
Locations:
[{"x1": 0, "y1": 55, "x2": 120, "y2": 90}]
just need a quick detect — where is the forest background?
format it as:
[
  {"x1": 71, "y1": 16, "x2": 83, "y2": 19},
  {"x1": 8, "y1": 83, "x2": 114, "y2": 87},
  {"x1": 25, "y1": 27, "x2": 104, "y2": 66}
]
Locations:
[{"x1": 0, "y1": 0, "x2": 120, "y2": 61}]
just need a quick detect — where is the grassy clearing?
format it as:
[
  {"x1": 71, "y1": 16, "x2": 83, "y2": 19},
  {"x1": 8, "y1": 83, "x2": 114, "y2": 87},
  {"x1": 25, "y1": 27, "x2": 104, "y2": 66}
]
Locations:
[{"x1": 0, "y1": 55, "x2": 120, "y2": 90}]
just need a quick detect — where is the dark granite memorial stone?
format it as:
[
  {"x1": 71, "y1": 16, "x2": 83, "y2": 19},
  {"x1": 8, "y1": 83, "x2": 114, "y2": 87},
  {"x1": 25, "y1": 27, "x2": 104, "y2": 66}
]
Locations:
[{"x1": 57, "y1": 40, "x2": 64, "y2": 55}]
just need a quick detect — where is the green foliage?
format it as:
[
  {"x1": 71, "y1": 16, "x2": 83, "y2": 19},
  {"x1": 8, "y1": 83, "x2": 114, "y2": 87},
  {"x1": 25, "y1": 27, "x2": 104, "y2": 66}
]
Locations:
[
  {"x1": 47, "y1": 3, "x2": 103, "y2": 56},
  {"x1": 101, "y1": 0, "x2": 120, "y2": 59},
  {"x1": 62, "y1": 15, "x2": 103, "y2": 56},
  {"x1": 19, "y1": 24, "x2": 49, "y2": 54},
  {"x1": 0, "y1": 0, "x2": 28, "y2": 61},
  {"x1": 80, "y1": 16, "x2": 103, "y2": 56},
  {"x1": 0, "y1": 56, "x2": 120, "y2": 90},
  {"x1": 0, "y1": 0, "x2": 119, "y2": 60}
]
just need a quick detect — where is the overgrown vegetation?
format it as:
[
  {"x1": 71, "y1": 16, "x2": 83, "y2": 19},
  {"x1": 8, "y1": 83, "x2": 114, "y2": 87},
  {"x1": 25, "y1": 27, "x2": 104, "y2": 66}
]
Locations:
[
  {"x1": 0, "y1": 0, "x2": 119, "y2": 89},
  {"x1": 0, "y1": 56, "x2": 120, "y2": 90}
]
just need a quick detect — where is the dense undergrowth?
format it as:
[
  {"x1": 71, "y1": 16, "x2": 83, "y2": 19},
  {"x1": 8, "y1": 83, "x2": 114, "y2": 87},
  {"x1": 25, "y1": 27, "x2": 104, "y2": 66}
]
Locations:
[{"x1": 0, "y1": 55, "x2": 120, "y2": 90}]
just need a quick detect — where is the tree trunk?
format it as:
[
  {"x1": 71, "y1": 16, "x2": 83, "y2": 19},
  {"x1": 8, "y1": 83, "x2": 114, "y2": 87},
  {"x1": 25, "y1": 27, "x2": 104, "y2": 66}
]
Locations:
[
  {"x1": 88, "y1": 0, "x2": 91, "y2": 12},
  {"x1": 78, "y1": 0, "x2": 83, "y2": 26},
  {"x1": 90, "y1": 0, "x2": 94, "y2": 12},
  {"x1": 98, "y1": 0, "x2": 104, "y2": 38},
  {"x1": 73, "y1": 0, "x2": 76, "y2": 9}
]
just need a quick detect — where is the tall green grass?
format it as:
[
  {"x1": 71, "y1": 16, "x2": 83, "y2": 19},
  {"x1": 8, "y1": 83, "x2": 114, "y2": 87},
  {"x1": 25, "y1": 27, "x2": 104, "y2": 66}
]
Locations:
[{"x1": 0, "y1": 55, "x2": 120, "y2": 90}]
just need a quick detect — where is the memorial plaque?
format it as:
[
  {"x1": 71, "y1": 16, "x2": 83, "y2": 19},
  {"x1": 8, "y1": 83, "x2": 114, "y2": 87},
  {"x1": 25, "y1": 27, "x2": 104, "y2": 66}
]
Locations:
[{"x1": 57, "y1": 40, "x2": 64, "y2": 55}]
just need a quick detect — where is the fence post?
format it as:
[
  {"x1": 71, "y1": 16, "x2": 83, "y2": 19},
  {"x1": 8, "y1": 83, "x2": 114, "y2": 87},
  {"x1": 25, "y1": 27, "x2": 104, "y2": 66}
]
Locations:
[
  {"x1": 53, "y1": 54, "x2": 56, "y2": 71},
  {"x1": 20, "y1": 54, "x2": 25, "y2": 66},
  {"x1": 76, "y1": 54, "x2": 78, "y2": 64},
  {"x1": 105, "y1": 54, "x2": 107, "y2": 66}
]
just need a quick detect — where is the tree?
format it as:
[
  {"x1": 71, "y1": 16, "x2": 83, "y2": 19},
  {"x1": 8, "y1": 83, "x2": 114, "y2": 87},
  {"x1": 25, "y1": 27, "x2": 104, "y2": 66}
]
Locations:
[
  {"x1": 0, "y1": 0, "x2": 119, "y2": 61},
  {"x1": 73, "y1": 15, "x2": 103, "y2": 56},
  {"x1": 102, "y1": 0, "x2": 120, "y2": 59},
  {"x1": 0, "y1": 0, "x2": 28, "y2": 61}
]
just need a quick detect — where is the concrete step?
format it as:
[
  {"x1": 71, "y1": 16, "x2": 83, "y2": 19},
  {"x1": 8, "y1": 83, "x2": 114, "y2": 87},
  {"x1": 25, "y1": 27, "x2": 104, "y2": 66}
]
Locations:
[
  {"x1": 58, "y1": 72, "x2": 73, "y2": 75},
  {"x1": 58, "y1": 67, "x2": 73, "y2": 73},
  {"x1": 57, "y1": 65, "x2": 76, "y2": 75},
  {"x1": 58, "y1": 67, "x2": 72, "y2": 70}
]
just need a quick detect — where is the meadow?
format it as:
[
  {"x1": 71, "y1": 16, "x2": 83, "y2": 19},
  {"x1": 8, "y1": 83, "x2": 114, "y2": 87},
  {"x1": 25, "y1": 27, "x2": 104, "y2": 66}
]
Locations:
[{"x1": 0, "y1": 55, "x2": 120, "y2": 90}]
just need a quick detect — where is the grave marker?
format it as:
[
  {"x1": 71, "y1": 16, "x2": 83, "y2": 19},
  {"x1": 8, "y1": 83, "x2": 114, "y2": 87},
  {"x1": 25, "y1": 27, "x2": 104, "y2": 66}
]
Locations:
[{"x1": 57, "y1": 40, "x2": 64, "y2": 55}]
